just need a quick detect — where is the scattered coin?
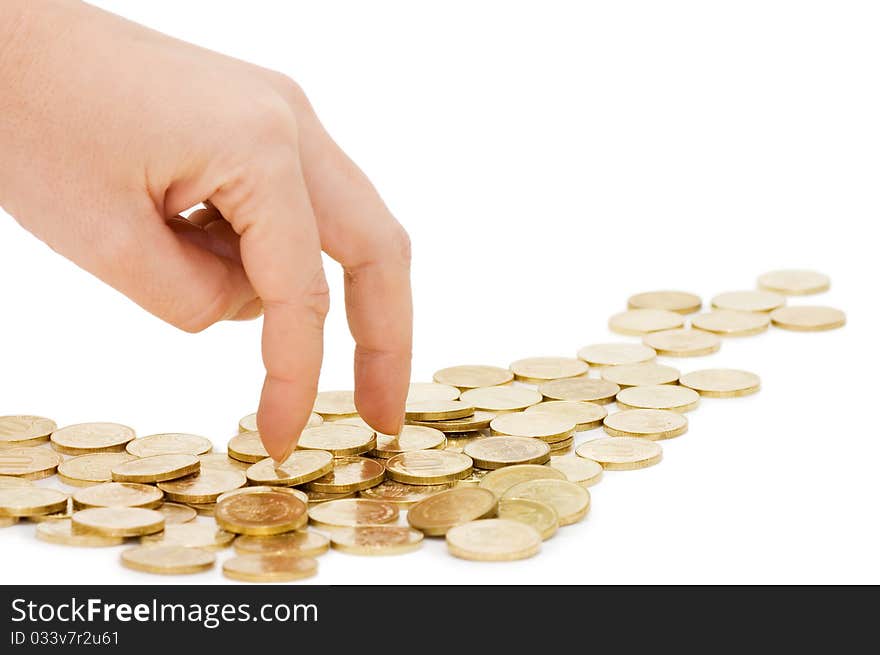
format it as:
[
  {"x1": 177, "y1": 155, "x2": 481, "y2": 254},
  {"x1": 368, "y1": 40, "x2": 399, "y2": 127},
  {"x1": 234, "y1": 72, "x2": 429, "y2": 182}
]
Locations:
[
  {"x1": 404, "y1": 400, "x2": 474, "y2": 421},
  {"x1": 0, "y1": 475, "x2": 34, "y2": 489},
  {"x1": 313, "y1": 390, "x2": 358, "y2": 419},
  {"x1": 305, "y1": 456, "x2": 385, "y2": 493},
  {"x1": 642, "y1": 328, "x2": 721, "y2": 357},
  {"x1": 223, "y1": 554, "x2": 318, "y2": 582},
  {"x1": 406, "y1": 382, "x2": 461, "y2": 404},
  {"x1": 608, "y1": 309, "x2": 685, "y2": 336},
  {"x1": 616, "y1": 385, "x2": 700, "y2": 412},
  {"x1": 141, "y1": 522, "x2": 235, "y2": 550},
  {"x1": 122, "y1": 545, "x2": 215, "y2": 575},
  {"x1": 125, "y1": 433, "x2": 213, "y2": 458},
  {"x1": 679, "y1": 368, "x2": 761, "y2": 397},
  {"x1": 239, "y1": 412, "x2": 322, "y2": 433},
  {"x1": 464, "y1": 436, "x2": 551, "y2": 469},
  {"x1": 362, "y1": 425, "x2": 446, "y2": 458},
  {"x1": 36, "y1": 518, "x2": 124, "y2": 547},
  {"x1": 227, "y1": 432, "x2": 269, "y2": 463},
  {"x1": 627, "y1": 290, "x2": 702, "y2": 314},
  {"x1": 297, "y1": 424, "x2": 376, "y2": 456},
  {"x1": 57, "y1": 452, "x2": 136, "y2": 486},
  {"x1": 503, "y1": 479, "x2": 590, "y2": 526},
  {"x1": 524, "y1": 401, "x2": 607, "y2": 431},
  {"x1": 690, "y1": 310, "x2": 770, "y2": 337},
  {"x1": 408, "y1": 487, "x2": 497, "y2": 536},
  {"x1": 199, "y1": 452, "x2": 250, "y2": 472},
  {"x1": 329, "y1": 526, "x2": 424, "y2": 556},
  {"x1": 604, "y1": 409, "x2": 688, "y2": 440},
  {"x1": 459, "y1": 385, "x2": 542, "y2": 413},
  {"x1": 245, "y1": 450, "x2": 334, "y2": 486},
  {"x1": 576, "y1": 437, "x2": 663, "y2": 470},
  {"x1": 72, "y1": 482, "x2": 163, "y2": 510},
  {"x1": 600, "y1": 362, "x2": 680, "y2": 387},
  {"x1": 548, "y1": 455, "x2": 603, "y2": 487},
  {"x1": 214, "y1": 488, "x2": 307, "y2": 536},
  {"x1": 443, "y1": 432, "x2": 487, "y2": 453},
  {"x1": 217, "y1": 485, "x2": 308, "y2": 506},
  {"x1": 549, "y1": 437, "x2": 574, "y2": 453},
  {"x1": 234, "y1": 531, "x2": 330, "y2": 558},
  {"x1": 407, "y1": 411, "x2": 496, "y2": 433},
  {"x1": 28, "y1": 497, "x2": 73, "y2": 522},
  {"x1": 498, "y1": 498, "x2": 559, "y2": 540},
  {"x1": 72, "y1": 507, "x2": 164, "y2": 537},
  {"x1": 0, "y1": 447, "x2": 62, "y2": 480},
  {"x1": 157, "y1": 469, "x2": 246, "y2": 504},
  {"x1": 306, "y1": 490, "x2": 357, "y2": 504},
  {"x1": 307, "y1": 498, "x2": 398, "y2": 528},
  {"x1": 577, "y1": 342, "x2": 657, "y2": 368},
  {"x1": 0, "y1": 415, "x2": 57, "y2": 447},
  {"x1": 490, "y1": 413, "x2": 575, "y2": 443},
  {"x1": 454, "y1": 467, "x2": 491, "y2": 487},
  {"x1": 446, "y1": 519, "x2": 541, "y2": 561},
  {"x1": 187, "y1": 503, "x2": 216, "y2": 516},
  {"x1": 0, "y1": 487, "x2": 69, "y2": 517},
  {"x1": 478, "y1": 464, "x2": 565, "y2": 498},
  {"x1": 111, "y1": 453, "x2": 200, "y2": 483},
  {"x1": 385, "y1": 450, "x2": 473, "y2": 485},
  {"x1": 508, "y1": 357, "x2": 589, "y2": 384},
  {"x1": 711, "y1": 290, "x2": 785, "y2": 313},
  {"x1": 50, "y1": 422, "x2": 135, "y2": 455},
  {"x1": 359, "y1": 480, "x2": 454, "y2": 508},
  {"x1": 758, "y1": 269, "x2": 830, "y2": 295},
  {"x1": 769, "y1": 305, "x2": 846, "y2": 331},
  {"x1": 433, "y1": 365, "x2": 514, "y2": 390},
  {"x1": 538, "y1": 377, "x2": 619, "y2": 404},
  {"x1": 156, "y1": 502, "x2": 197, "y2": 524}
]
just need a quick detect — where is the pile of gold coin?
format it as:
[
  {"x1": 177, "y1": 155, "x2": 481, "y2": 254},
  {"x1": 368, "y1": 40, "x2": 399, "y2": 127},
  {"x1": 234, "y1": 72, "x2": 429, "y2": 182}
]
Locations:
[{"x1": 0, "y1": 269, "x2": 845, "y2": 579}]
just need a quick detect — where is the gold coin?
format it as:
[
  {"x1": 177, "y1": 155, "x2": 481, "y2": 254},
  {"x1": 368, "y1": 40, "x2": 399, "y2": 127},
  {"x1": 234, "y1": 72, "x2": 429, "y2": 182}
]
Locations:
[
  {"x1": 227, "y1": 432, "x2": 269, "y2": 463},
  {"x1": 538, "y1": 377, "x2": 619, "y2": 404},
  {"x1": 218, "y1": 485, "x2": 309, "y2": 506},
  {"x1": 223, "y1": 554, "x2": 318, "y2": 582},
  {"x1": 490, "y1": 413, "x2": 575, "y2": 443},
  {"x1": 408, "y1": 411, "x2": 496, "y2": 433},
  {"x1": 758, "y1": 269, "x2": 830, "y2": 295},
  {"x1": 215, "y1": 488, "x2": 308, "y2": 536},
  {"x1": 627, "y1": 290, "x2": 702, "y2": 314},
  {"x1": 141, "y1": 522, "x2": 235, "y2": 550},
  {"x1": 576, "y1": 437, "x2": 663, "y2": 470},
  {"x1": 770, "y1": 305, "x2": 846, "y2": 331},
  {"x1": 35, "y1": 518, "x2": 124, "y2": 546},
  {"x1": 524, "y1": 401, "x2": 607, "y2": 431},
  {"x1": 306, "y1": 489, "x2": 357, "y2": 504},
  {"x1": 0, "y1": 487, "x2": 68, "y2": 517},
  {"x1": 407, "y1": 487, "x2": 497, "y2": 536},
  {"x1": 122, "y1": 545, "x2": 215, "y2": 575},
  {"x1": 0, "y1": 415, "x2": 56, "y2": 447},
  {"x1": 404, "y1": 400, "x2": 474, "y2": 421},
  {"x1": 443, "y1": 432, "x2": 487, "y2": 453},
  {"x1": 385, "y1": 450, "x2": 473, "y2": 485},
  {"x1": 50, "y1": 422, "x2": 135, "y2": 455},
  {"x1": 125, "y1": 433, "x2": 213, "y2": 458},
  {"x1": 446, "y1": 518, "x2": 541, "y2": 561},
  {"x1": 464, "y1": 436, "x2": 551, "y2": 470},
  {"x1": 28, "y1": 497, "x2": 73, "y2": 522},
  {"x1": 0, "y1": 516, "x2": 18, "y2": 527},
  {"x1": 0, "y1": 475, "x2": 34, "y2": 489},
  {"x1": 199, "y1": 452, "x2": 250, "y2": 472},
  {"x1": 307, "y1": 498, "x2": 398, "y2": 528},
  {"x1": 305, "y1": 456, "x2": 385, "y2": 493},
  {"x1": 369, "y1": 426, "x2": 446, "y2": 458},
  {"x1": 157, "y1": 469, "x2": 246, "y2": 504},
  {"x1": 616, "y1": 385, "x2": 700, "y2": 412},
  {"x1": 329, "y1": 526, "x2": 424, "y2": 556},
  {"x1": 600, "y1": 362, "x2": 680, "y2": 387},
  {"x1": 503, "y1": 478, "x2": 590, "y2": 526},
  {"x1": 498, "y1": 498, "x2": 559, "y2": 540},
  {"x1": 548, "y1": 437, "x2": 574, "y2": 453},
  {"x1": 313, "y1": 390, "x2": 357, "y2": 419},
  {"x1": 478, "y1": 464, "x2": 564, "y2": 497},
  {"x1": 433, "y1": 365, "x2": 514, "y2": 390},
  {"x1": 577, "y1": 342, "x2": 657, "y2": 368},
  {"x1": 549, "y1": 455, "x2": 603, "y2": 487},
  {"x1": 156, "y1": 502, "x2": 197, "y2": 524},
  {"x1": 679, "y1": 368, "x2": 761, "y2": 397},
  {"x1": 72, "y1": 507, "x2": 164, "y2": 537},
  {"x1": 711, "y1": 290, "x2": 785, "y2": 313},
  {"x1": 246, "y1": 450, "x2": 334, "y2": 486},
  {"x1": 459, "y1": 385, "x2": 542, "y2": 413},
  {"x1": 359, "y1": 480, "x2": 454, "y2": 507},
  {"x1": 57, "y1": 452, "x2": 137, "y2": 486},
  {"x1": 406, "y1": 382, "x2": 460, "y2": 403},
  {"x1": 187, "y1": 503, "x2": 216, "y2": 516},
  {"x1": 604, "y1": 409, "x2": 688, "y2": 440},
  {"x1": 111, "y1": 453, "x2": 200, "y2": 483},
  {"x1": 690, "y1": 310, "x2": 770, "y2": 337},
  {"x1": 239, "y1": 411, "x2": 322, "y2": 433},
  {"x1": 72, "y1": 482, "x2": 163, "y2": 510},
  {"x1": 0, "y1": 447, "x2": 62, "y2": 480},
  {"x1": 508, "y1": 357, "x2": 589, "y2": 384},
  {"x1": 642, "y1": 328, "x2": 721, "y2": 357},
  {"x1": 454, "y1": 467, "x2": 490, "y2": 488},
  {"x1": 234, "y1": 531, "x2": 330, "y2": 557},
  {"x1": 297, "y1": 424, "x2": 376, "y2": 456},
  {"x1": 608, "y1": 309, "x2": 685, "y2": 336}
]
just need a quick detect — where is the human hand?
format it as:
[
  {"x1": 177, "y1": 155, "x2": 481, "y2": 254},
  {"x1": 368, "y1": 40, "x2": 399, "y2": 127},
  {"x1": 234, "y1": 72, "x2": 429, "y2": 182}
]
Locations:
[{"x1": 0, "y1": 0, "x2": 412, "y2": 460}]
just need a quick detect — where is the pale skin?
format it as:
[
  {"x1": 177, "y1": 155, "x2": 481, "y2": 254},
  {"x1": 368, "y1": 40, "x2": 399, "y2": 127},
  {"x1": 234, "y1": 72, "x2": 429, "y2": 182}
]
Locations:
[{"x1": 0, "y1": 0, "x2": 412, "y2": 461}]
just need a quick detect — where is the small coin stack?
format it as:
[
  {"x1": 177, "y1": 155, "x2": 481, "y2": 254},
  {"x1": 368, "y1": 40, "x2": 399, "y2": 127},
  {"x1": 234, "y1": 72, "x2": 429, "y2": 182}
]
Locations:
[{"x1": 0, "y1": 269, "x2": 845, "y2": 579}]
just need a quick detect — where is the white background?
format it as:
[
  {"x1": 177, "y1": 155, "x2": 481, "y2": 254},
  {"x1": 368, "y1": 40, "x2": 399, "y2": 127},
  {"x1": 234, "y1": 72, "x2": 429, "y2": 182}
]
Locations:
[{"x1": 2, "y1": 0, "x2": 878, "y2": 584}]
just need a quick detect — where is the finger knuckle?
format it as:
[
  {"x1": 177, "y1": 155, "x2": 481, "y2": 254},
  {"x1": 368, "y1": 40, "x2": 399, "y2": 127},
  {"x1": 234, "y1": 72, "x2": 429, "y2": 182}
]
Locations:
[
  {"x1": 268, "y1": 73, "x2": 312, "y2": 115},
  {"x1": 390, "y1": 223, "x2": 412, "y2": 267},
  {"x1": 174, "y1": 285, "x2": 231, "y2": 334},
  {"x1": 303, "y1": 268, "x2": 331, "y2": 323}
]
